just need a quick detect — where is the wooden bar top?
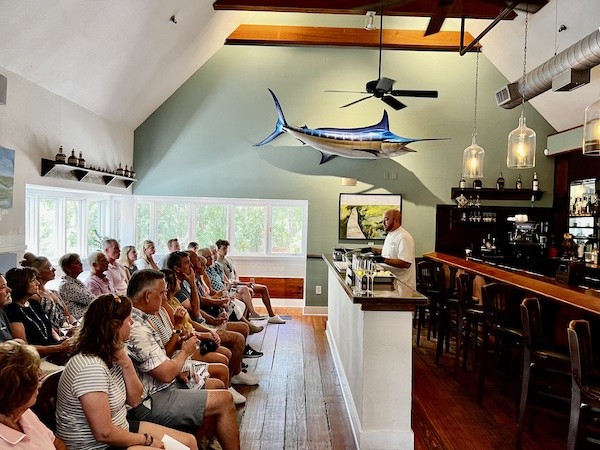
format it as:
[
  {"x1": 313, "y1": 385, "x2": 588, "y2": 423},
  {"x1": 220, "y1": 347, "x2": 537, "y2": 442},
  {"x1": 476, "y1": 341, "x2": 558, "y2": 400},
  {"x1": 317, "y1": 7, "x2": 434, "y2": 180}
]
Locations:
[
  {"x1": 323, "y1": 254, "x2": 427, "y2": 312},
  {"x1": 424, "y1": 251, "x2": 600, "y2": 316}
]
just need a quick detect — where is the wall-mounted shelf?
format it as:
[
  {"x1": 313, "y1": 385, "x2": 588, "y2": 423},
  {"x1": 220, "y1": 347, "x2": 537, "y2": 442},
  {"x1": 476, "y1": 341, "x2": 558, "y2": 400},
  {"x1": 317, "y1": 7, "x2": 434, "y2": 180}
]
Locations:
[
  {"x1": 451, "y1": 187, "x2": 544, "y2": 201},
  {"x1": 41, "y1": 159, "x2": 137, "y2": 188}
]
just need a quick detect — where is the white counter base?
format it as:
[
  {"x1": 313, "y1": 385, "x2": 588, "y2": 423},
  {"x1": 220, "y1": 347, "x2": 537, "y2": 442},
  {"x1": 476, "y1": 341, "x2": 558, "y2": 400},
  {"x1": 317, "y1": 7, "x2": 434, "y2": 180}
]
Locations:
[{"x1": 326, "y1": 269, "x2": 415, "y2": 450}]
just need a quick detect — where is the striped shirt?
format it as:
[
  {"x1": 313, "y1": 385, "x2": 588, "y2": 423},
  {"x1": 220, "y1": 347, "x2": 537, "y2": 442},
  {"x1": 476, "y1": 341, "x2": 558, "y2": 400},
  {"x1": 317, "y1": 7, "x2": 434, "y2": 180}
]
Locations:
[{"x1": 56, "y1": 353, "x2": 128, "y2": 450}]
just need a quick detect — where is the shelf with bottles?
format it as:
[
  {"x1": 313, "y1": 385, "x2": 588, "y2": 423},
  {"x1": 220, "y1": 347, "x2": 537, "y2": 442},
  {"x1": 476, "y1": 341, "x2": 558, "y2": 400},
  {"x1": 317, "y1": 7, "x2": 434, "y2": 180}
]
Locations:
[
  {"x1": 41, "y1": 157, "x2": 137, "y2": 188},
  {"x1": 451, "y1": 187, "x2": 544, "y2": 201}
]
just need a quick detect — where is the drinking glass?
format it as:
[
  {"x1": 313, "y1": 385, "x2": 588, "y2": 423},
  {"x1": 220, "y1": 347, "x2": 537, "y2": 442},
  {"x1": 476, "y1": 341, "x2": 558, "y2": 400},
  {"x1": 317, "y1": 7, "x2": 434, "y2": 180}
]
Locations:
[
  {"x1": 354, "y1": 261, "x2": 366, "y2": 295},
  {"x1": 365, "y1": 260, "x2": 376, "y2": 295}
]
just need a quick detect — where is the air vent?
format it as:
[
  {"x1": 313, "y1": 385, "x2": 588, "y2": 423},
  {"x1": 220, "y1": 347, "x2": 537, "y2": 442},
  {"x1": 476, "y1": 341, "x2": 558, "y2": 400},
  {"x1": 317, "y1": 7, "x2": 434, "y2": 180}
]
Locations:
[{"x1": 495, "y1": 83, "x2": 520, "y2": 107}]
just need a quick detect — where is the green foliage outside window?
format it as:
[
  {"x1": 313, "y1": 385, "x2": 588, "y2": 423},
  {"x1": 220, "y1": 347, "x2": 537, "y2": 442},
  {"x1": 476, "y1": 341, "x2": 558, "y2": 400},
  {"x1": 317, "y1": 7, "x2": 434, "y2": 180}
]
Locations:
[
  {"x1": 156, "y1": 203, "x2": 189, "y2": 253},
  {"x1": 233, "y1": 206, "x2": 265, "y2": 253},
  {"x1": 271, "y1": 206, "x2": 303, "y2": 254},
  {"x1": 195, "y1": 205, "x2": 227, "y2": 248}
]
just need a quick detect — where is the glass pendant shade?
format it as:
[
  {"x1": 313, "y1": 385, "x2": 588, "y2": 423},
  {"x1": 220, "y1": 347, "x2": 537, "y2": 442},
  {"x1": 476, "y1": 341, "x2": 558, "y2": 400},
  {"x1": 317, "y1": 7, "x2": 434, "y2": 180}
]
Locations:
[
  {"x1": 462, "y1": 136, "x2": 485, "y2": 179},
  {"x1": 583, "y1": 97, "x2": 600, "y2": 155},
  {"x1": 507, "y1": 114, "x2": 536, "y2": 168}
]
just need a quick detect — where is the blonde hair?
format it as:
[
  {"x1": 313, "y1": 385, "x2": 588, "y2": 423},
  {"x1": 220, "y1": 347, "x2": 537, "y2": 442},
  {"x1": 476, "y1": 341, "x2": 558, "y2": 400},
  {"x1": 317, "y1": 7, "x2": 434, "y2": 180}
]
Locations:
[
  {"x1": 119, "y1": 245, "x2": 137, "y2": 269},
  {"x1": 0, "y1": 341, "x2": 40, "y2": 415},
  {"x1": 140, "y1": 240, "x2": 155, "y2": 265}
]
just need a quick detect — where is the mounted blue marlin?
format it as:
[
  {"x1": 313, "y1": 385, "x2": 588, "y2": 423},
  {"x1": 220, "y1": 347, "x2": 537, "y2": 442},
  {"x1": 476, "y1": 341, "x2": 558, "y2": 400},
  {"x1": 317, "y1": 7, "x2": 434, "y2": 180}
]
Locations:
[{"x1": 254, "y1": 89, "x2": 443, "y2": 164}]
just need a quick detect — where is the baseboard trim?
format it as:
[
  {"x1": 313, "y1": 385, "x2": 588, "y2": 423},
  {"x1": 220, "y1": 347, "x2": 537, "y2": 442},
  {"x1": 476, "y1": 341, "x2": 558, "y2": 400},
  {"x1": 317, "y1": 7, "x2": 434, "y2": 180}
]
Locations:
[{"x1": 303, "y1": 306, "x2": 328, "y2": 316}]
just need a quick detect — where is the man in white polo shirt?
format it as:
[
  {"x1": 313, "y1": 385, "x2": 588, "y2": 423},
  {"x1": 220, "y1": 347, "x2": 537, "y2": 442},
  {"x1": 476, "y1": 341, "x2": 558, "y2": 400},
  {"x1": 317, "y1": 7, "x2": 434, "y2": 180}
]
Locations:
[{"x1": 372, "y1": 208, "x2": 416, "y2": 290}]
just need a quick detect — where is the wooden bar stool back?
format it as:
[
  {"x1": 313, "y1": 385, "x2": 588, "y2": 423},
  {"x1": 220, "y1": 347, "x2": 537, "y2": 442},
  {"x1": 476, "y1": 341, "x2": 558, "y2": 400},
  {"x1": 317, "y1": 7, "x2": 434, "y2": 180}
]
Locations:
[
  {"x1": 567, "y1": 319, "x2": 600, "y2": 450},
  {"x1": 516, "y1": 297, "x2": 570, "y2": 448},
  {"x1": 454, "y1": 272, "x2": 483, "y2": 372},
  {"x1": 416, "y1": 260, "x2": 442, "y2": 346},
  {"x1": 478, "y1": 282, "x2": 523, "y2": 405}
]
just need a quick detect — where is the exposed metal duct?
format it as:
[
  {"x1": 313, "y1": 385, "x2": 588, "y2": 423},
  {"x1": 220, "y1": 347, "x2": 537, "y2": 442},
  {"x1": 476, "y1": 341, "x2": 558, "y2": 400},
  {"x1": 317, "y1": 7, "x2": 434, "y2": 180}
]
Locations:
[{"x1": 496, "y1": 27, "x2": 600, "y2": 109}]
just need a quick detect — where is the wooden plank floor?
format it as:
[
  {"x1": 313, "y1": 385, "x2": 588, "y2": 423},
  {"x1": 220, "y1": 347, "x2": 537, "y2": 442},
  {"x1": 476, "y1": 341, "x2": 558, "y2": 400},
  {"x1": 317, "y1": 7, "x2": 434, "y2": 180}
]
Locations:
[{"x1": 235, "y1": 308, "x2": 569, "y2": 449}]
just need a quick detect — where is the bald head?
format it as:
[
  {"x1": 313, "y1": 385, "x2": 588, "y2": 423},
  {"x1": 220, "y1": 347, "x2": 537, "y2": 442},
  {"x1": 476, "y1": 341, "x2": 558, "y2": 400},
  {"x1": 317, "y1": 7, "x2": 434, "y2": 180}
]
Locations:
[{"x1": 383, "y1": 209, "x2": 402, "y2": 232}]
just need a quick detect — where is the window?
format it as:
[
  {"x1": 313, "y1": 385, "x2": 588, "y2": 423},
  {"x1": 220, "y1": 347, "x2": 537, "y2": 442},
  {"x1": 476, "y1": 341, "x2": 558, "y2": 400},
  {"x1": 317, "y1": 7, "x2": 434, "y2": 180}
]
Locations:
[
  {"x1": 135, "y1": 196, "x2": 307, "y2": 257},
  {"x1": 26, "y1": 186, "x2": 122, "y2": 261}
]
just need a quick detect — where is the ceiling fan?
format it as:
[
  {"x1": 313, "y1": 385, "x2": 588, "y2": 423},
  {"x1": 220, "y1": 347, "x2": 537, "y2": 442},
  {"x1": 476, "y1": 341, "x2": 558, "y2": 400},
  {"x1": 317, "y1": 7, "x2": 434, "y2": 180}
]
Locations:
[{"x1": 326, "y1": 2, "x2": 438, "y2": 110}]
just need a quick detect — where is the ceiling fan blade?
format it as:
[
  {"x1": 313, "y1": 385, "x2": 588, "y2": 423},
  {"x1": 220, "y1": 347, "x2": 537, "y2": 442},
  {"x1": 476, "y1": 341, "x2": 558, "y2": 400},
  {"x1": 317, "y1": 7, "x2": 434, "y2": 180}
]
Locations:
[
  {"x1": 375, "y1": 77, "x2": 395, "y2": 92},
  {"x1": 325, "y1": 90, "x2": 370, "y2": 94},
  {"x1": 424, "y1": 14, "x2": 446, "y2": 36},
  {"x1": 390, "y1": 89, "x2": 438, "y2": 98},
  {"x1": 381, "y1": 95, "x2": 406, "y2": 110},
  {"x1": 340, "y1": 95, "x2": 374, "y2": 108}
]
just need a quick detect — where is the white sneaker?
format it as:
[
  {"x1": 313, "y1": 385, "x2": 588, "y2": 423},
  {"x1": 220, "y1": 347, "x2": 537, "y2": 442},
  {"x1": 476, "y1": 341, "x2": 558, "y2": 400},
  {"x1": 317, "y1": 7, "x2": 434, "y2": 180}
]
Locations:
[
  {"x1": 228, "y1": 386, "x2": 246, "y2": 405},
  {"x1": 231, "y1": 371, "x2": 259, "y2": 386},
  {"x1": 268, "y1": 314, "x2": 286, "y2": 324}
]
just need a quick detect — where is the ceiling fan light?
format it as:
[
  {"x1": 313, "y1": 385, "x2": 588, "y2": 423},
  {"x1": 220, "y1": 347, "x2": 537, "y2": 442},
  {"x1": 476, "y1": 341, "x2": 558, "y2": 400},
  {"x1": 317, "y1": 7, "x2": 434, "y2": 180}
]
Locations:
[
  {"x1": 507, "y1": 114, "x2": 536, "y2": 168},
  {"x1": 462, "y1": 136, "x2": 485, "y2": 179},
  {"x1": 583, "y1": 96, "x2": 600, "y2": 155}
]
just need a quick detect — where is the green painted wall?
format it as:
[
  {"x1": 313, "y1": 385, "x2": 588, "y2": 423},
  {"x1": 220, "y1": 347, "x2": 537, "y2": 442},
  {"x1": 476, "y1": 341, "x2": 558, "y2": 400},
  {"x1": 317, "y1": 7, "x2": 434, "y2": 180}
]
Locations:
[{"x1": 133, "y1": 45, "x2": 555, "y2": 307}]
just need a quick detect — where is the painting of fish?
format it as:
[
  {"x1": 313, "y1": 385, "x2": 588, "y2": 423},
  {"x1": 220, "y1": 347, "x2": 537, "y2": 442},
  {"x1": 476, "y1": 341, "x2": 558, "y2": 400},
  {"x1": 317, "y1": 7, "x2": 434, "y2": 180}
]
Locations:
[{"x1": 255, "y1": 89, "x2": 443, "y2": 164}]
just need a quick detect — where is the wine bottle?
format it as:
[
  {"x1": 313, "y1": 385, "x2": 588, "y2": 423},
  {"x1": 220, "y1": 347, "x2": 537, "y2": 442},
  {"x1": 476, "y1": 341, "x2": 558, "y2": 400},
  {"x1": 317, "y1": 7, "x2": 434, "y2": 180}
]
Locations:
[
  {"x1": 459, "y1": 176, "x2": 466, "y2": 189},
  {"x1": 67, "y1": 149, "x2": 78, "y2": 165},
  {"x1": 532, "y1": 172, "x2": 539, "y2": 191},
  {"x1": 77, "y1": 151, "x2": 85, "y2": 168},
  {"x1": 472, "y1": 178, "x2": 482, "y2": 189},
  {"x1": 116, "y1": 163, "x2": 124, "y2": 176},
  {"x1": 516, "y1": 174, "x2": 522, "y2": 189},
  {"x1": 496, "y1": 172, "x2": 505, "y2": 191},
  {"x1": 55, "y1": 145, "x2": 66, "y2": 163}
]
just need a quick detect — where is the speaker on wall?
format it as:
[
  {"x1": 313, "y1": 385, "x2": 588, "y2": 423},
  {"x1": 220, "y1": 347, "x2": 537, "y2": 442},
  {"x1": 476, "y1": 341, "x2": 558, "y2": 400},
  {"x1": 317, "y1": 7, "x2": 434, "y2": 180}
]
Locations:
[{"x1": 0, "y1": 74, "x2": 6, "y2": 105}]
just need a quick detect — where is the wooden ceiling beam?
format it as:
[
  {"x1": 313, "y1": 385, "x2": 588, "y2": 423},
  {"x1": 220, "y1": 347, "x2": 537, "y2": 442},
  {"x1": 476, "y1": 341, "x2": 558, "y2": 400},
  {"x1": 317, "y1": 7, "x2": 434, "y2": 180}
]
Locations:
[
  {"x1": 213, "y1": 0, "x2": 517, "y2": 20},
  {"x1": 225, "y1": 24, "x2": 481, "y2": 52}
]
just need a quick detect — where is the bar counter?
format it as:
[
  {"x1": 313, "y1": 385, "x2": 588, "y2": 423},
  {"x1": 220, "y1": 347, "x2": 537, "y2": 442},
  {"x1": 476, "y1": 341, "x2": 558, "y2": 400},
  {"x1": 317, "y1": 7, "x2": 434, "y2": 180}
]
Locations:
[
  {"x1": 423, "y1": 251, "x2": 600, "y2": 316},
  {"x1": 323, "y1": 254, "x2": 426, "y2": 450}
]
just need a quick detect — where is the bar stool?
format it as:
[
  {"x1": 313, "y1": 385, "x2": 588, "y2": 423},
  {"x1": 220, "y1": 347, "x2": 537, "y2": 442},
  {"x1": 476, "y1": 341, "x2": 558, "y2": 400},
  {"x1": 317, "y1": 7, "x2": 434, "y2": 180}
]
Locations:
[
  {"x1": 416, "y1": 260, "x2": 441, "y2": 346},
  {"x1": 567, "y1": 319, "x2": 600, "y2": 450},
  {"x1": 478, "y1": 282, "x2": 523, "y2": 405},
  {"x1": 454, "y1": 272, "x2": 483, "y2": 372},
  {"x1": 516, "y1": 297, "x2": 570, "y2": 448}
]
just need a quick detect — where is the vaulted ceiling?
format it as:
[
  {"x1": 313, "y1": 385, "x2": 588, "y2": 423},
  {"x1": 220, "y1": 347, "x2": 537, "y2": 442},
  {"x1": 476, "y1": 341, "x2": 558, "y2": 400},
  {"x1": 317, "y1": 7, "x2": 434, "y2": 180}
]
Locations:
[{"x1": 0, "y1": 0, "x2": 597, "y2": 133}]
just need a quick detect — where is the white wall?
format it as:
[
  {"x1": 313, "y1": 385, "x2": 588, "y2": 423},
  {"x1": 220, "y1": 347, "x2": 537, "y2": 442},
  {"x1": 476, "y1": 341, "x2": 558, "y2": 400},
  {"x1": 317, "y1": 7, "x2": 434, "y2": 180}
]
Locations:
[{"x1": 0, "y1": 67, "x2": 134, "y2": 270}]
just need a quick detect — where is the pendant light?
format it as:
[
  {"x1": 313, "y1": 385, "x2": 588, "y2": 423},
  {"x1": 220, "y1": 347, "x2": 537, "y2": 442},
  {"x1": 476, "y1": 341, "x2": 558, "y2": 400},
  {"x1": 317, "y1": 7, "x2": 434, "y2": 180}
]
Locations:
[
  {"x1": 462, "y1": 50, "x2": 485, "y2": 179},
  {"x1": 583, "y1": 96, "x2": 600, "y2": 155},
  {"x1": 507, "y1": 7, "x2": 536, "y2": 169}
]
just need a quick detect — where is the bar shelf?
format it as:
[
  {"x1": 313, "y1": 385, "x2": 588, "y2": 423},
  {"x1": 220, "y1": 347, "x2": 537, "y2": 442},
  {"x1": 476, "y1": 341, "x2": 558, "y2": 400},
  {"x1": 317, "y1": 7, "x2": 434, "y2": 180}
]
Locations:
[
  {"x1": 451, "y1": 187, "x2": 544, "y2": 201},
  {"x1": 41, "y1": 158, "x2": 137, "y2": 188}
]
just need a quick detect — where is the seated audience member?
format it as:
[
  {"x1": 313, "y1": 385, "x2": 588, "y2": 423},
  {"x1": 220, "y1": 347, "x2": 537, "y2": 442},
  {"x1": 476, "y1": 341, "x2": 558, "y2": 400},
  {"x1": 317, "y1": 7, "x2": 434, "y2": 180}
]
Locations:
[
  {"x1": 201, "y1": 247, "x2": 264, "y2": 331},
  {"x1": 0, "y1": 273, "x2": 14, "y2": 342},
  {"x1": 103, "y1": 239, "x2": 129, "y2": 295},
  {"x1": 215, "y1": 239, "x2": 285, "y2": 324},
  {"x1": 188, "y1": 241, "x2": 200, "y2": 253},
  {"x1": 135, "y1": 240, "x2": 160, "y2": 271},
  {"x1": 5, "y1": 267, "x2": 72, "y2": 366},
  {"x1": 58, "y1": 253, "x2": 96, "y2": 320},
  {"x1": 85, "y1": 252, "x2": 117, "y2": 296},
  {"x1": 20, "y1": 253, "x2": 76, "y2": 329},
  {"x1": 159, "y1": 238, "x2": 181, "y2": 269},
  {"x1": 119, "y1": 245, "x2": 139, "y2": 277},
  {"x1": 0, "y1": 340, "x2": 67, "y2": 450},
  {"x1": 126, "y1": 270, "x2": 241, "y2": 450},
  {"x1": 56, "y1": 294, "x2": 198, "y2": 450},
  {"x1": 161, "y1": 268, "x2": 255, "y2": 391}
]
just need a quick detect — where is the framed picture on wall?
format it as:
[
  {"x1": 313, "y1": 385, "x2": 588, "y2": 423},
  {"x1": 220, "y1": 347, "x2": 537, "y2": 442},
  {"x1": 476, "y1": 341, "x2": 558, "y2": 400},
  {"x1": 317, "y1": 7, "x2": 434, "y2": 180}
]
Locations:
[{"x1": 339, "y1": 193, "x2": 402, "y2": 240}]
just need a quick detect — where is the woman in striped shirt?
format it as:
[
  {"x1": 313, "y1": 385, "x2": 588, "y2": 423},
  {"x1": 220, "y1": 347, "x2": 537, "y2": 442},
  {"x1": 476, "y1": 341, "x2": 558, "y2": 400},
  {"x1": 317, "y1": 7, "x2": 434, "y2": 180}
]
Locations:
[{"x1": 56, "y1": 294, "x2": 197, "y2": 450}]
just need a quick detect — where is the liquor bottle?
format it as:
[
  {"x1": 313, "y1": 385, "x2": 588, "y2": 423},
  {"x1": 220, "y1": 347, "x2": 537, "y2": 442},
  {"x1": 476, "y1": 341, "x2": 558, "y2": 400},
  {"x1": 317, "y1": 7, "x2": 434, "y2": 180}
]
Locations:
[
  {"x1": 77, "y1": 151, "x2": 85, "y2": 168},
  {"x1": 116, "y1": 163, "x2": 124, "y2": 176},
  {"x1": 532, "y1": 172, "x2": 539, "y2": 191},
  {"x1": 124, "y1": 165, "x2": 130, "y2": 178},
  {"x1": 473, "y1": 178, "x2": 482, "y2": 189},
  {"x1": 459, "y1": 176, "x2": 466, "y2": 189},
  {"x1": 130, "y1": 166, "x2": 136, "y2": 179},
  {"x1": 67, "y1": 149, "x2": 78, "y2": 165},
  {"x1": 496, "y1": 172, "x2": 505, "y2": 190},
  {"x1": 516, "y1": 174, "x2": 523, "y2": 189},
  {"x1": 55, "y1": 145, "x2": 66, "y2": 163}
]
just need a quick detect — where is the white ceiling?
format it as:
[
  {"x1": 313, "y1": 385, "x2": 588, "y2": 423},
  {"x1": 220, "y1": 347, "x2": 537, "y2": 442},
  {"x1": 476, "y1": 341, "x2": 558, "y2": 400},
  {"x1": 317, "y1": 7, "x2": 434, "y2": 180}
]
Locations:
[{"x1": 0, "y1": 0, "x2": 598, "y2": 132}]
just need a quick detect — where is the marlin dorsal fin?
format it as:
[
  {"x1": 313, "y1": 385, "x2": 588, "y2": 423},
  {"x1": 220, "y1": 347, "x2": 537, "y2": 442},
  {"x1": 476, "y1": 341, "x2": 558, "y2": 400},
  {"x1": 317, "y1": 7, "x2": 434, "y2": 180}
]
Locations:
[{"x1": 375, "y1": 110, "x2": 390, "y2": 130}]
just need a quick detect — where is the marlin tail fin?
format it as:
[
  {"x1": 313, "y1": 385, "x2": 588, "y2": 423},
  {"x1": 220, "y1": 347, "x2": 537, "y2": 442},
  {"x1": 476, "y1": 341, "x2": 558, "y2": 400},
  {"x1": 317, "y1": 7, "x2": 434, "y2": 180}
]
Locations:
[{"x1": 254, "y1": 89, "x2": 288, "y2": 147}]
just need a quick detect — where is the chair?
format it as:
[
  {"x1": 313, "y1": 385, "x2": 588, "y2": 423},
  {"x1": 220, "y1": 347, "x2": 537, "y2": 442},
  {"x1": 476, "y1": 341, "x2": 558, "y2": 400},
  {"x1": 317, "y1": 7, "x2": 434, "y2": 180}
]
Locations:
[
  {"x1": 567, "y1": 320, "x2": 600, "y2": 450},
  {"x1": 453, "y1": 273, "x2": 483, "y2": 372},
  {"x1": 516, "y1": 297, "x2": 570, "y2": 448},
  {"x1": 477, "y1": 283, "x2": 523, "y2": 405},
  {"x1": 31, "y1": 368, "x2": 63, "y2": 431},
  {"x1": 415, "y1": 260, "x2": 441, "y2": 346}
]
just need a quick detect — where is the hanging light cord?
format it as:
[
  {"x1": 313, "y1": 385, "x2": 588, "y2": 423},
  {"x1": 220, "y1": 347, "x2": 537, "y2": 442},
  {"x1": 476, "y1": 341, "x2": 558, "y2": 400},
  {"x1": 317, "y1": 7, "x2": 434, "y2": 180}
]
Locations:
[
  {"x1": 472, "y1": 50, "x2": 480, "y2": 141},
  {"x1": 520, "y1": 7, "x2": 529, "y2": 115}
]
